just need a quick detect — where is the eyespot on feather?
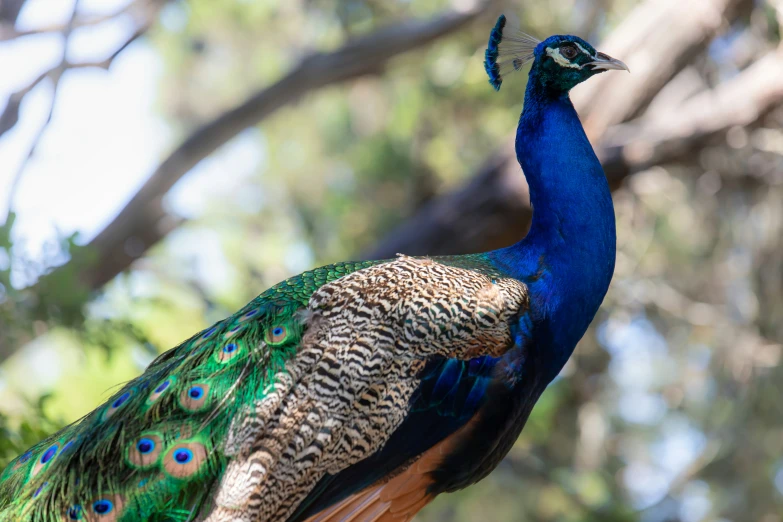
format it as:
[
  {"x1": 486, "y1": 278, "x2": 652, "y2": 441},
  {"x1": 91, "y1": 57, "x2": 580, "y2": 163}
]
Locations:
[
  {"x1": 147, "y1": 377, "x2": 175, "y2": 405},
  {"x1": 31, "y1": 444, "x2": 58, "y2": 477},
  {"x1": 60, "y1": 440, "x2": 76, "y2": 454},
  {"x1": 201, "y1": 326, "x2": 216, "y2": 338},
  {"x1": 11, "y1": 451, "x2": 33, "y2": 471},
  {"x1": 92, "y1": 500, "x2": 112, "y2": 515},
  {"x1": 216, "y1": 341, "x2": 243, "y2": 363},
  {"x1": 190, "y1": 325, "x2": 218, "y2": 348},
  {"x1": 126, "y1": 433, "x2": 163, "y2": 469},
  {"x1": 223, "y1": 324, "x2": 244, "y2": 339},
  {"x1": 265, "y1": 325, "x2": 288, "y2": 344},
  {"x1": 103, "y1": 390, "x2": 133, "y2": 420},
  {"x1": 179, "y1": 383, "x2": 211, "y2": 412},
  {"x1": 162, "y1": 441, "x2": 207, "y2": 479},
  {"x1": 84, "y1": 494, "x2": 125, "y2": 522},
  {"x1": 239, "y1": 308, "x2": 260, "y2": 322}
]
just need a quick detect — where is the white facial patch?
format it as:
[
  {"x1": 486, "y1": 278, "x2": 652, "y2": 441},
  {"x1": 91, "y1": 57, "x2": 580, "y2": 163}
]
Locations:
[{"x1": 545, "y1": 46, "x2": 583, "y2": 69}]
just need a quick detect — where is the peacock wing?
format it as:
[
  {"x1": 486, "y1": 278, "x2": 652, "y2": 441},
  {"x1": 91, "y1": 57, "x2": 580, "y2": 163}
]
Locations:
[
  {"x1": 203, "y1": 255, "x2": 529, "y2": 522},
  {"x1": 291, "y1": 321, "x2": 533, "y2": 522}
]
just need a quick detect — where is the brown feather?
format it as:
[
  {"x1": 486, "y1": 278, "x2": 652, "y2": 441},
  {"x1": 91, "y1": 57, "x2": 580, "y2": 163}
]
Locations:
[
  {"x1": 202, "y1": 256, "x2": 527, "y2": 521},
  {"x1": 304, "y1": 412, "x2": 482, "y2": 522}
]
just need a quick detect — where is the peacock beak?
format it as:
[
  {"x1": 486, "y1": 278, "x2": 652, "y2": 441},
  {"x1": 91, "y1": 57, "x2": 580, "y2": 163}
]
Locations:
[{"x1": 588, "y1": 51, "x2": 629, "y2": 72}]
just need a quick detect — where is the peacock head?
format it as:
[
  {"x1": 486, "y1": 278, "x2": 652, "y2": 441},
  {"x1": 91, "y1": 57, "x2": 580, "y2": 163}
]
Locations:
[
  {"x1": 531, "y1": 35, "x2": 628, "y2": 92},
  {"x1": 484, "y1": 15, "x2": 628, "y2": 93}
]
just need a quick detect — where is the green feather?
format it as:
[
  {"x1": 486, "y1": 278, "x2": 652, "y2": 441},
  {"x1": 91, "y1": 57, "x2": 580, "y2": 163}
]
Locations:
[{"x1": 0, "y1": 260, "x2": 378, "y2": 521}]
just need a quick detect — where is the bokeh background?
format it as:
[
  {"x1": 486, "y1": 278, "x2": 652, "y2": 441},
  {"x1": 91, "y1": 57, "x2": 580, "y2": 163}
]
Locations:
[{"x1": 1, "y1": 0, "x2": 783, "y2": 520}]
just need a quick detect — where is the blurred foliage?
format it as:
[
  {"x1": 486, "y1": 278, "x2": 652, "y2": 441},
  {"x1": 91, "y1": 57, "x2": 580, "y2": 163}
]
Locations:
[
  {"x1": 0, "y1": 395, "x2": 64, "y2": 467},
  {"x1": 0, "y1": 211, "x2": 97, "y2": 360},
  {"x1": 2, "y1": 0, "x2": 783, "y2": 521}
]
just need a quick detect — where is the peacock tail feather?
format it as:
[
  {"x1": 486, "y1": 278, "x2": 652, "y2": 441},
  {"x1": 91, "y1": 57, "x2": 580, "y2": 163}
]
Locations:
[
  {"x1": 0, "y1": 260, "x2": 377, "y2": 521},
  {"x1": 0, "y1": 255, "x2": 528, "y2": 522}
]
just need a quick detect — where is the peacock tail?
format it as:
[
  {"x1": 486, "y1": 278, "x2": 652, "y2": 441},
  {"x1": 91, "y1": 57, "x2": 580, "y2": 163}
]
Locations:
[
  {"x1": 0, "y1": 260, "x2": 373, "y2": 521},
  {"x1": 0, "y1": 255, "x2": 528, "y2": 521}
]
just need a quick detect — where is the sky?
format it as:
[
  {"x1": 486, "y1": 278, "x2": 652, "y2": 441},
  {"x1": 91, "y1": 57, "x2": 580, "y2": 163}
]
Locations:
[
  {"x1": 0, "y1": 0, "x2": 263, "y2": 267},
  {"x1": 1, "y1": 0, "x2": 168, "y2": 247}
]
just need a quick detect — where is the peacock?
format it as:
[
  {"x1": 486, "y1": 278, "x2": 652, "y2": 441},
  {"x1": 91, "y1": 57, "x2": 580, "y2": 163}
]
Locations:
[{"x1": 0, "y1": 15, "x2": 628, "y2": 522}]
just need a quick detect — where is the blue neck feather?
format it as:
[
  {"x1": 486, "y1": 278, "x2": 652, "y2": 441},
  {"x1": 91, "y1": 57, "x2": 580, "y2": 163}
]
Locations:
[{"x1": 488, "y1": 74, "x2": 616, "y2": 380}]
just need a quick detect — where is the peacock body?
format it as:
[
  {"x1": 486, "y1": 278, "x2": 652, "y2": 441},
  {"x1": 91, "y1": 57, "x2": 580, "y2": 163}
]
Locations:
[{"x1": 0, "y1": 15, "x2": 628, "y2": 522}]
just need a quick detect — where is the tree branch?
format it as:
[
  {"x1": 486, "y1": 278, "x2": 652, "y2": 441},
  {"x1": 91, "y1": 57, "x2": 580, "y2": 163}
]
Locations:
[
  {"x1": 0, "y1": 1, "x2": 162, "y2": 142},
  {"x1": 367, "y1": 52, "x2": 783, "y2": 258},
  {"x1": 0, "y1": 0, "x2": 158, "y2": 41},
  {"x1": 4, "y1": 1, "x2": 81, "y2": 221},
  {"x1": 0, "y1": 0, "x2": 29, "y2": 27},
  {"x1": 2, "y1": 24, "x2": 156, "y2": 226},
  {"x1": 0, "y1": 71, "x2": 47, "y2": 138},
  {"x1": 66, "y1": 0, "x2": 495, "y2": 291},
  {"x1": 600, "y1": 47, "x2": 783, "y2": 178},
  {"x1": 571, "y1": 0, "x2": 751, "y2": 138},
  {"x1": 366, "y1": 0, "x2": 755, "y2": 259}
]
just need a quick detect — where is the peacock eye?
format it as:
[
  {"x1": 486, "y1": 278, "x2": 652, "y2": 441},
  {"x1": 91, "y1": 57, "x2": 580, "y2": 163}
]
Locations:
[
  {"x1": 266, "y1": 325, "x2": 288, "y2": 344},
  {"x1": 560, "y1": 44, "x2": 578, "y2": 60},
  {"x1": 40, "y1": 445, "x2": 58, "y2": 464},
  {"x1": 92, "y1": 499, "x2": 113, "y2": 514},
  {"x1": 174, "y1": 448, "x2": 193, "y2": 464},
  {"x1": 137, "y1": 438, "x2": 155, "y2": 454}
]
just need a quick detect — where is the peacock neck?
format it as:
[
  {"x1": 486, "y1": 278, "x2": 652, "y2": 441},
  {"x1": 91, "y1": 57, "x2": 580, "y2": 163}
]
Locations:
[{"x1": 488, "y1": 77, "x2": 616, "y2": 378}]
